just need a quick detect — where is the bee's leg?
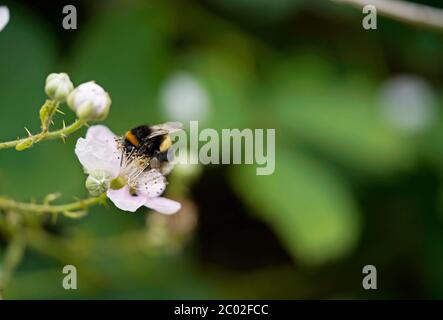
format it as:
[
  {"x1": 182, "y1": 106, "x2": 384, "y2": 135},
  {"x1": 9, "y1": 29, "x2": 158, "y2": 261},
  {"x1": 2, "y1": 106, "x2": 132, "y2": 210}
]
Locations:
[{"x1": 120, "y1": 149, "x2": 124, "y2": 167}]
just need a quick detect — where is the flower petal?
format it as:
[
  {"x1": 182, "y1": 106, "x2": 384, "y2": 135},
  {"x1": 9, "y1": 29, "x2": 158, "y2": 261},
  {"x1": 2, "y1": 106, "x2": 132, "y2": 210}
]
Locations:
[
  {"x1": 75, "y1": 126, "x2": 121, "y2": 177},
  {"x1": 144, "y1": 197, "x2": 181, "y2": 215},
  {"x1": 107, "y1": 186, "x2": 146, "y2": 212},
  {"x1": 0, "y1": 6, "x2": 10, "y2": 32},
  {"x1": 136, "y1": 169, "x2": 166, "y2": 198},
  {"x1": 86, "y1": 125, "x2": 117, "y2": 144}
]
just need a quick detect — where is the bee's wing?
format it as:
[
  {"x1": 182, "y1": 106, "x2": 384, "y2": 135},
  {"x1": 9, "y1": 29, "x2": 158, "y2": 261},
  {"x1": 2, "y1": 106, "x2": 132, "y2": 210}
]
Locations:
[{"x1": 147, "y1": 122, "x2": 183, "y2": 139}]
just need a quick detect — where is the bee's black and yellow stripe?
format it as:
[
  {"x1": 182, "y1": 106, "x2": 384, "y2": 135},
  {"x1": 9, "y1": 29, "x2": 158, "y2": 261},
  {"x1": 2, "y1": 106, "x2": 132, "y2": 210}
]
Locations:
[{"x1": 125, "y1": 131, "x2": 141, "y2": 148}]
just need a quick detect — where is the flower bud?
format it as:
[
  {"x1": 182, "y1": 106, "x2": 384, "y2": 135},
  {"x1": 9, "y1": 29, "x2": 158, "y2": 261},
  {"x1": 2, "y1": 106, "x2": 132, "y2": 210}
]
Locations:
[
  {"x1": 85, "y1": 170, "x2": 112, "y2": 196},
  {"x1": 45, "y1": 73, "x2": 74, "y2": 102},
  {"x1": 67, "y1": 81, "x2": 111, "y2": 121}
]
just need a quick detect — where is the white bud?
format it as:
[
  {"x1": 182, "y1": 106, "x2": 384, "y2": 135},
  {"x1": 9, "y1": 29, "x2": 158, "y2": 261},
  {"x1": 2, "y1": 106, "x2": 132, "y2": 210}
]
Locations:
[
  {"x1": 67, "y1": 81, "x2": 111, "y2": 121},
  {"x1": 85, "y1": 170, "x2": 112, "y2": 196},
  {"x1": 45, "y1": 73, "x2": 74, "y2": 102}
]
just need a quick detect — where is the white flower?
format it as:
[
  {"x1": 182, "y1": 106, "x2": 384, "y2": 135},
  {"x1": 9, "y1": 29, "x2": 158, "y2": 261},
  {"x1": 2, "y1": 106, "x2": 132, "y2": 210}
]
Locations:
[
  {"x1": 68, "y1": 81, "x2": 111, "y2": 120},
  {"x1": 160, "y1": 72, "x2": 211, "y2": 123},
  {"x1": 75, "y1": 125, "x2": 181, "y2": 214},
  {"x1": 0, "y1": 6, "x2": 9, "y2": 32},
  {"x1": 45, "y1": 73, "x2": 74, "y2": 102}
]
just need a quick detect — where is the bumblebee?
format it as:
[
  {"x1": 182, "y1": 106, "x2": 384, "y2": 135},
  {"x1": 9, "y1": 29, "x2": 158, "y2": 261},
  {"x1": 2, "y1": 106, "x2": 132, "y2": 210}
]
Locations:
[{"x1": 122, "y1": 122, "x2": 182, "y2": 171}]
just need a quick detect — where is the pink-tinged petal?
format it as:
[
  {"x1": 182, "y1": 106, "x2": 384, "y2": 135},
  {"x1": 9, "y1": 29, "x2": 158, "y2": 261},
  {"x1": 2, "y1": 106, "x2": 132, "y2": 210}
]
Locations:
[
  {"x1": 86, "y1": 125, "x2": 117, "y2": 145},
  {"x1": 144, "y1": 197, "x2": 181, "y2": 215},
  {"x1": 75, "y1": 126, "x2": 121, "y2": 177},
  {"x1": 107, "y1": 186, "x2": 146, "y2": 212}
]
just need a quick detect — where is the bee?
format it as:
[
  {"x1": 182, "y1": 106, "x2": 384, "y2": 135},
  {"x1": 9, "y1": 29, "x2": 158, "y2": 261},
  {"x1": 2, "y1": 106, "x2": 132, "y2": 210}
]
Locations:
[{"x1": 122, "y1": 122, "x2": 182, "y2": 173}]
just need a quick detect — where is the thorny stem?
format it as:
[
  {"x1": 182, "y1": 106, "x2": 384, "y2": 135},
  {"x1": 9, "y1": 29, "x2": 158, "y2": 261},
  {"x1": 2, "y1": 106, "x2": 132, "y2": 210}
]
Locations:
[
  {"x1": 0, "y1": 119, "x2": 87, "y2": 150},
  {"x1": 0, "y1": 195, "x2": 105, "y2": 215},
  {"x1": 331, "y1": 0, "x2": 443, "y2": 31}
]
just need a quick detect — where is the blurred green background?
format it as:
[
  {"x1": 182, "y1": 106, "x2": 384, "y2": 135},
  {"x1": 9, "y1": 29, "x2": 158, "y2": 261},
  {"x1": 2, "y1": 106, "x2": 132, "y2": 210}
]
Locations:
[{"x1": 1, "y1": 0, "x2": 443, "y2": 299}]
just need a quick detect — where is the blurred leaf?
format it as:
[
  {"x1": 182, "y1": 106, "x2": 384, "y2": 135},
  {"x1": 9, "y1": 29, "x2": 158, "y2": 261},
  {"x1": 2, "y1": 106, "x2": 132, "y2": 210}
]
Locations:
[
  {"x1": 423, "y1": 197, "x2": 443, "y2": 298},
  {"x1": 420, "y1": 116, "x2": 443, "y2": 173},
  {"x1": 230, "y1": 150, "x2": 361, "y2": 265},
  {"x1": 380, "y1": 22, "x2": 443, "y2": 77},
  {"x1": 270, "y1": 55, "x2": 416, "y2": 174}
]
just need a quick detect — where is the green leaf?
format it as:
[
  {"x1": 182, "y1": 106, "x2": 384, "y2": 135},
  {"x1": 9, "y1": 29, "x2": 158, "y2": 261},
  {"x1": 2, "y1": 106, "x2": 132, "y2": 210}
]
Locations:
[
  {"x1": 213, "y1": 0, "x2": 306, "y2": 23},
  {"x1": 270, "y1": 55, "x2": 416, "y2": 174},
  {"x1": 230, "y1": 150, "x2": 361, "y2": 265}
]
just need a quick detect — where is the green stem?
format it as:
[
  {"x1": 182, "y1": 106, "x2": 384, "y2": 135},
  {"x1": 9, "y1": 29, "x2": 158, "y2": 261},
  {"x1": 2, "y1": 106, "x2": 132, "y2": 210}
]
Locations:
[
  {"x1": 45, "y1": 119, "x2": 87, "y2": 140},
  {"x1": 0, "y1": 195, "x2": 104, "y2": 215},
  {"x1": 0, "y1": 119, "x2": 87, "y2": 151}
]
